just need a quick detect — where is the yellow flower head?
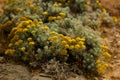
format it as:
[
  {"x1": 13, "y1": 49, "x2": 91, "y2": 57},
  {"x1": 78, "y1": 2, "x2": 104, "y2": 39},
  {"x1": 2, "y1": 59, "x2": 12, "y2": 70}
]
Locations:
[
  {"x1": 58, "y1": 3, "x2": 62, "y2": 6},
  {"x1": 100, "y1": 45, "x2": 108, "y2": 50},
  {"x1": 44, "y1": 26, "x2": 49, "y2": 31},
  {"x1": 29, "y1": 41, "x2": 35, "y2": 46},
  {"x1": 86, "y1": 1, "x2": 90, "y2": 5},
  {"x1": 42, "y1": 11, "x2": 48, "y2": 15},
  {"x1": 8, "y1": 43, "x2": 13, "y2": 47},
  {"x1": 96, "y1": 59, "x2": 101, "y2": 64},
  {"x1": 48, "y1": 37, "x2": 52, "y2": 41},
  {"x1": 13, "y1": 35, "x2": 19, "y2": 39},
  {"x1": 97, "y1": 67, "x2": 104, "y2": 74},
  {"x1": 27, "y1": 25, "x2": 31, "y2": 28},
  {"x1": 78, "y1": 41, "x2": 84, "y2": 45},
  {"x1": 48, "y1": 16, "x2": 56, "y2": 21},
  {"x1": 53, "y1": 3, "x2": 62, "y2": 7},
  {"x1": 63, "y1": 36, "x2": 71, "y2": 41},
  {"x1": 81, "y1": 45, "x2": 86, "y2": 49},
  {"x1": 38, "y1": 21, "x2": 43, "y2": 25},
  {"x1": 57, "y1": 34, "x2": 64, "y2": 37},
  {"x1": 20, "y1": 47, "x2": 26, "y2": 52},
  {"x1": 53, "y1": 3, "x2": 58, "y2": 7},
  {"x1": 15, "y1": 42, "x2": 20, "y2": 46},
  {"x1": 104, "y1": 63, "x2": 108, "y2": 67},
  {"x1": 71, "y1": 39, "x2": 76, "y2": 43},
  {"x1": 56, "y1": 16, "x2": 62, "y2": 20},
  {"x1": 52, "y1": 36, "x2": 58, "y2": 40},
  {"x1": 5, "y1": 49, "x2": 15, "y2": 55},
  {"x1": 59, "y1": 12, "x2": 66, "y2": 17},
  {"x1": 98, "y1": 2, "x2": 102, "y2": 7},
  {"x1": 5, "y1": 50, "x2": 9, "y2": 55},
  {"x1": 27, "y1": 37, "x2": 32, "y2": 41},
  {"x1": 22, "y1": 21, "x2": 30, "y2": 26},
  {"x1": 102, "y1": 8, "x2": 107, "y2": 13},
  {"x1": 64, "y1": 44, "x2": 69, "y2": 48},
  {"x1": 113, "y1": 16, "x2": 118, "y2": 23},
  {"x1": 102, "y1": 52, "x2": 111, "y2": 58},
  {"x1": 18, "y1": 39, "x2": 23, "y2": 43},
  {"x1": 97, "y1": 63, "x2": 102, "y2": 68},
  {"x1": 25, "y1": 1, "x2": 31, "y2": 6},
  {"x1": 76, "y1": 37, "x2": 81, "y2": 41},
  {"x1": 69, "y1": 45, "x2": 74, "y2": 50},
  {"x1": 50, "y1": 31, "x2": 56, "y2": 35},
  {"x1": 75, "y1": 44, "x2": 80, "y2": 49},
  {"x1": 16, "y1": 28, "x2": 23, "y2": 33},
  {"x1": 68, "y1": 39, "x2": 72, "y2": 43},
  {"x1": 76, "y1": 37, "x2": 85, "y2": 41},
  {"x1": 23, "y1": 28, "x2": 28, "y2": 32},
  {"x1": 62, "y1": 40, "x2": 67, "y2": 45}
]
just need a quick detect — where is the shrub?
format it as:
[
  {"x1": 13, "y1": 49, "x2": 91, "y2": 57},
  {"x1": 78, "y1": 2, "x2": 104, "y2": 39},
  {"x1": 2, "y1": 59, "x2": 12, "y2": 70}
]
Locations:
[{"x1": 0, "y1": 0, "x2": 113, "y2": 77}]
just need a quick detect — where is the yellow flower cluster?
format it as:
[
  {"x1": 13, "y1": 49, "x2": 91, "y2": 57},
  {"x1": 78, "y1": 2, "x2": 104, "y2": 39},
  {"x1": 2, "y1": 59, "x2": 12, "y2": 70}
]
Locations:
[
  {"x1": 48, "y1": 16, "x2": 57, "y2": 21},
  {"x1": 47, "y1": 12, "x2": 65, "y2": 21},
  {"x1": 100, "y1": 45, "x2": 108, "y2": 51},
  {"x1": 96, "y1": 45, "x2": 111, "y2": 74},
  {"x1": 22, "y1": 20, "x2": 33, "y2": 26},
  {"x1": 5, "y1": 19, "x2": 37, "y2": 56},
  {"x1": 100, "y1": 45, "x2": 111, "y2": 58},
  {"x1": 96, "y1": 59, "x2": 108, "y2": 74},
  {"x1": 48, "y1": 16, "x2": 63, "y2": 21},
  {"x1": 15, "y1": 39, "x2": 23, "y2": 46},
  {"x1": 48, "y1": 33, "x2": 86, "y2": 50},
  {"x1": 102, "y1": 8, "x2": 107, "y2": 13},
  {"x1": 112, "y1": 16, "x2": 118, "y2": 23},
  {"x1": 53, "y1": 3, "x2": 62, "y2": 7},
  {"x1": 96, "y1": 0, "x2": 102, "y2": 7},
  {"x1": 19, "y1": 16, "x2": 31, "y2": 21},
  {"x1": 27, "y1": 37, "x2": 35, "y2": 46},
  {"x1": 5, "y1": 49, "x2": 15, "y2": 55},
  {"x1": 9, "y1": 20, "x2": 36, "y2": 42},
  {"x1": 10, "y1": 20, "x2": 34, "y2": 37},
  {"x1": 61, "y1": 36, "x2": 86, "y2": 50},
  {"x1": 102, "y1": 52, "x2": 111, "y2": 58}
]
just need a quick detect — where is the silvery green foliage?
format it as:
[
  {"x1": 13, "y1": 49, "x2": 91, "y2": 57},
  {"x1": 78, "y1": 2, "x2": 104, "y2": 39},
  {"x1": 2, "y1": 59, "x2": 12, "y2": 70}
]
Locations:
[{"x1": 0, "y1": 0, "x2": 113, "y2": 75}]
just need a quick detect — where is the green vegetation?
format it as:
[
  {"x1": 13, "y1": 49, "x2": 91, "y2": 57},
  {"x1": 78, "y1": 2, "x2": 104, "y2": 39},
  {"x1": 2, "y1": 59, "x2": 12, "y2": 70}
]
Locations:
[{"x1": 0, "y1": 0, "x2": 114, "y2": 79}]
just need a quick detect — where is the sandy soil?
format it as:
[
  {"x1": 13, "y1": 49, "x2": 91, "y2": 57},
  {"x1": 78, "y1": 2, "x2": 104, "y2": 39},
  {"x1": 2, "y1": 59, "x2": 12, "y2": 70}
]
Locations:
[{"x1": 100, "y1": 0, "x2": 120, "y2": 80}]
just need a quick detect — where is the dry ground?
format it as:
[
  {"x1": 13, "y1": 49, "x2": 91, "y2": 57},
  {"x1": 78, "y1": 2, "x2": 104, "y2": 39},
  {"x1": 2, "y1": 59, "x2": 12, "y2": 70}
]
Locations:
[{"x1": 100, "y1": 0, "x2": 120, "y2": 80}]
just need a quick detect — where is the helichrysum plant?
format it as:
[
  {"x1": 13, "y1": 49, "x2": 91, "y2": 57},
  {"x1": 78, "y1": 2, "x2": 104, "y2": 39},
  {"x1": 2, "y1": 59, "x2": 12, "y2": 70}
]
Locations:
[{"x1": 0, "y1": 0, "x2": 114, "y2": 79}]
